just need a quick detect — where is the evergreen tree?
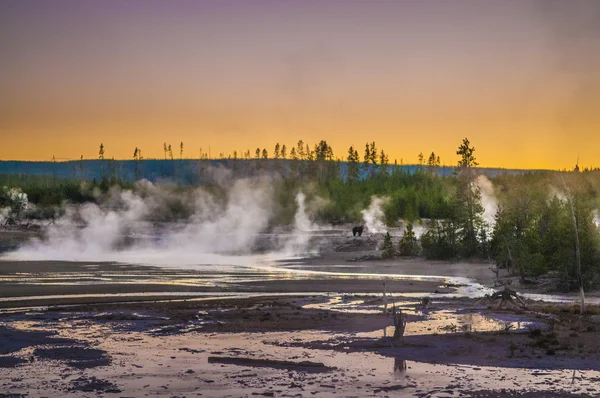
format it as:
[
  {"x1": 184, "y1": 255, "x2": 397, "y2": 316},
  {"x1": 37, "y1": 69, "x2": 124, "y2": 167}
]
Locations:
[
  {"x1": 379, "y1": 150, "x2": 389, "y2": 174},
  {"x1": 382, "y1": 232, "x2": 395, "y2": 258},
  {"x1": 363, "y1": 143, "x2": 371, "y2": 176},
  {"x1": 369, "y1": 142, "x2": 378, "y2": 164},
  {"x1": 427, "y1": 152, "x2": 436, "y2": 167},
  {"x1": 455, "y1": 137, "x2": 484, "y2": 257},
  {"x1": 421, "y1": 219, "x2": 459, "y2": 259},
  {"x1": 297, "y1": 140, "x2": 305, "y2": 160},
  {"x1": 305, "y1": 143, "x2": 313, "y2": 160},
  {"x1": 347, "y1": 146, "x2": 360, "y2": 181},
  {"x1": 99, "y1": 143, "x2": 105, "y2": 178},
  {"x1": 398, "y1": 224, "x2": 420, "y2": 256},
  {"x1": 274, "y1": 143, "x2": 281, "y2": 159}
]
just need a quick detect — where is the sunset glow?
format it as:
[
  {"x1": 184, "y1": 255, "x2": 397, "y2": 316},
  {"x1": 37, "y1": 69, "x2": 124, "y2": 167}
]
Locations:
[{"x1": 1, "y1": 0, "x2": 599, "y2": 169}]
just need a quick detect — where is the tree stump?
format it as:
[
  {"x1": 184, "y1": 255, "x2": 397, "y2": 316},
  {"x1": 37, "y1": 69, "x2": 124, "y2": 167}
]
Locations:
[{"x1": 391, "y1": 304, "x2": 407, "y2": 347}]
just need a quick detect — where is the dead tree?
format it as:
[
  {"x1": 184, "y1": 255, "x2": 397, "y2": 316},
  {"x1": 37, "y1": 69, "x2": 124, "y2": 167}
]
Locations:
[
  {"x1": 391, "y1": 303, "x2": 407, "y2": 346},
  {"x1": 393, "y1": 358, "x2": 407, "y2": 373},
  {"x1": 474, "y1": 288, "x2": 527, "y2": 310},
  {"x1": 419, "y1": 297, "x2": 431, "y2": 313},
  {"x1": 561, "y1": 175, "x2": 585, "y2": 315},
  {"x1": 382, "y1": 282, "x2": 388, "y2": 315}
]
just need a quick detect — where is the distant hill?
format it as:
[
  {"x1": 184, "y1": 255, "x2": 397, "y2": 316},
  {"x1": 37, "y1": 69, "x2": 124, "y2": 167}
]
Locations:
[{"x1": 0, "y1": 159, "x2": 548, "y2": 184}]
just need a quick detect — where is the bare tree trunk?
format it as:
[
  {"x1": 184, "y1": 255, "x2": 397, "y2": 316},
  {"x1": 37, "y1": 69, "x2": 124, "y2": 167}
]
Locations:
[
  {"x1": 561, "y1": 176, "x2": 585, "y2": 315},
  {"x1": 383, "y1": 282, "x2": 388, "y2": 315},
  {"x1": 507, "y1": 245, "x2": 514, "y2": 275},
  {"x1": 391, "y1": 304, "x2": 406, "y2": 347}
]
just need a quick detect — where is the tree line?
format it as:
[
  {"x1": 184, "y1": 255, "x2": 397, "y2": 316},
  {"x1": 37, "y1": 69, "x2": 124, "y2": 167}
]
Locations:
[{"x1": 3, "y1": 137, "x2": 599, "y2": 292}]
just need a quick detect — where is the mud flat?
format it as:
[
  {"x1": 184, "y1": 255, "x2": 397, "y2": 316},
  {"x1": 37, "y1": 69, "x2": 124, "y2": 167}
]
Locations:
[
  {"x1": 1, "y1": 295, "x2": 600, "y2": 397},
  {"x1": 0, "y1": 255, "x2": 469, "y2": 309},
  {"x1": 2, "y1": 231, "x2": 600, "y2": 396}
]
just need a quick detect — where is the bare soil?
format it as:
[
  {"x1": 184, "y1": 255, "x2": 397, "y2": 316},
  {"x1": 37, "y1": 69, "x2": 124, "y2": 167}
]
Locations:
[{"x1": 1, "y1": 229, "x2": 600, "y2": 397}]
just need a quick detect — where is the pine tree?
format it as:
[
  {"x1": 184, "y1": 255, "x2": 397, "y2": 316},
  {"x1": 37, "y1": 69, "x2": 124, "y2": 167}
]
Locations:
[
  {"x1": 297, "y1": 140, "x2": 305, "y2": 160},
  {"x1": 369, "y1": 142, "x2": 378, "y2": 164},
  {"x1": 379, "y1": 150, "x2": 389, "y2": 174},
  {"x1": 427, "y1": 152, "x2": 436, "y2": 167},
  {"x1": 455, "y1": 137, "x2": 483, "y2": 257},
  {"x1": 382, "y1": 232, "x2": 395, "y2": 258},
  {"x1": 363, "y1": 143, "x2": 371, "y2": 176},
  {"x1": 399, "y1": 224, "x2": 420, "y2": 256},
  {"x1": 274, "y1": 143, "x2": 281, "y2": 159},
  {"x1": 99, "y1": 143, "x2": 105, "y2": 178},
  {"x1": 347, "y1": 146, "x2": 360, "y2": 181}
]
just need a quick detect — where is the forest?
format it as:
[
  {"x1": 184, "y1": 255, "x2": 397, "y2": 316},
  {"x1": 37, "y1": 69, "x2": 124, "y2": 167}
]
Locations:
[{"x1": 1, "y1": 138, "x2": 599, "y2": 291}]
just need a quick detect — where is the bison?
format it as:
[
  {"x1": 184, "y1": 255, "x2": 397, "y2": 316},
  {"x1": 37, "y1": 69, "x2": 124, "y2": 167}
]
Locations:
[{"x1": 352, "y1": 225, "x2": 364, "y2": 237}]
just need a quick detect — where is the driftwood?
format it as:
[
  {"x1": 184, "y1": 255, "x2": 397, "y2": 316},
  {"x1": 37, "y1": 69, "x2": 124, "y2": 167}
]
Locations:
[
  {"x1": 391, "y1": 303, "x2": 407, "y2": 347},
  {"x1": 474, "y1": 288, "x2": 527, "y2": 310},
  {"x1": 207, "y1": 356, "x2": 333, "y2": 372}
]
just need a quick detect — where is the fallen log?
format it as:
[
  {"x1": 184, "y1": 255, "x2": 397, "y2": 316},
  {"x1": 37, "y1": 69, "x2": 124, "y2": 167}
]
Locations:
[{"x1": 207, "y1": 356, "x2": 334, "y2": 372}]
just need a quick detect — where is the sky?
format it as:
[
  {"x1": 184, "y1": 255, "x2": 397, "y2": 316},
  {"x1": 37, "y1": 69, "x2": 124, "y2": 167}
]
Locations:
[{"x1": 1, "y1": 0, "x2": 599, "y2": 169}]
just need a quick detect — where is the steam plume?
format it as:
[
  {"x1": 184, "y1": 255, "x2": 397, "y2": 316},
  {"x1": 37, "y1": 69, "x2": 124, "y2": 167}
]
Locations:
[
  {"x1": 6, "y1": 175, "x2": 318, "y2": 264},
  {"x1": 361, "y1": 196, "x2": 388, "y2": 234},
  {"x1": 475, "y1": 175, "x2": 498, "y2": 229}
]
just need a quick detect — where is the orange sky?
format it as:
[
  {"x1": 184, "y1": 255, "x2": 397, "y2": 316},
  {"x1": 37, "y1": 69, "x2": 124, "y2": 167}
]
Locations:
[{"x1": 1, "y1": 1, "x2": 599, "y2": 169}]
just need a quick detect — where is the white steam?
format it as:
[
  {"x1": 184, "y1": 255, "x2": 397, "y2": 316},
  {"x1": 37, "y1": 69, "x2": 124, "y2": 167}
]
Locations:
[
  {"x1": 409, "y1": 222, "x2": 428, "y2": 239},
  {"x1": 548, "y1": 186, "x2": 568, "y2": 203},
  {"x1": 593, "y1": 210, "x2": 600, "y2": 228},
  {"x1": 6, "y1": 176, "x2": 317, "y2": 265},
  {"x1": 1, "y1": 187, "x2": 29, "y2": 217},
  {"x1": 5, "y1": 187, "x2": 29, "y2": 209},
  {"x1": 282, "y1": 192, "x2": 321, "y2": 256},
  {"x1": 361, "y1": 196, "x2": 388, "y2": 234},
  {"x1": 0, "y1": 207, "x2": 10, "y2": 224},
  {"x1": 475, "y1": 175, "x2": 498, "y2": 229}
]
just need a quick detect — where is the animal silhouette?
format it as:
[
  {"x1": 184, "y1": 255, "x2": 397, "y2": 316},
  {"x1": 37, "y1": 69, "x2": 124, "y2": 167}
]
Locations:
[{"x1": 352, "y1": 225, "x2": 364, "y2": 236}]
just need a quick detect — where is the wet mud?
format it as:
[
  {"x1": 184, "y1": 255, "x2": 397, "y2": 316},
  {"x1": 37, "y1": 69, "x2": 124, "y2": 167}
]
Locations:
[{"x1": 1, "y1": 229, "x2": 600, "y2": 396}]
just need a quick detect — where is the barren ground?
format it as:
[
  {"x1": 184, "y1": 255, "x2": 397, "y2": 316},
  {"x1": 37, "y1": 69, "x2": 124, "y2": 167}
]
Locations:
[{"x1": 1, "y1": 228, "x2": 599, "y2": 397}]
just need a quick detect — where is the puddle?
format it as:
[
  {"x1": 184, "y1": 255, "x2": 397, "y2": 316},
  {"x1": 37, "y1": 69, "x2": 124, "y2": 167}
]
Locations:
[{"x1": 1, "y1": 301, "x2": 598, "y2": 397}]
